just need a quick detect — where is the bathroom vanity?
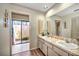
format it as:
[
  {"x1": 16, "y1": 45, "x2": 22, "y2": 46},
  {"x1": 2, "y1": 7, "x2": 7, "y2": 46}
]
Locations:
[{"x1": 38, "y1": 35, "x2": 79, "y2": 56}]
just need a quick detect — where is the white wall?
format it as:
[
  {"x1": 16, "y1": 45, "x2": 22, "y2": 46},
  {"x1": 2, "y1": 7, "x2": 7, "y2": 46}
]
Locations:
[
  {"x1": 0, "y1": 3, "x2": 45, "y2": 56},
  {"x1": 0, "y1": 4, "x2": 11, "y2": 56}
]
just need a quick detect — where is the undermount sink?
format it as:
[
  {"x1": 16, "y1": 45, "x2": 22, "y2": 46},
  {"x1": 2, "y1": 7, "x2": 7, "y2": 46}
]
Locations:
[
  {"x1": 42, "y1": 36, "x2": 51, "y2": 39},
  {"x1": 56, "y1": 40, "x2": 79, "y2": 50}
]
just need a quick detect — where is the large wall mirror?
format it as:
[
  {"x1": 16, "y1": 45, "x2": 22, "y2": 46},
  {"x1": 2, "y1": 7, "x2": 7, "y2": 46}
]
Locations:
[{"x1": 46, "y1": 4, "x2": 79, "y2": 45}]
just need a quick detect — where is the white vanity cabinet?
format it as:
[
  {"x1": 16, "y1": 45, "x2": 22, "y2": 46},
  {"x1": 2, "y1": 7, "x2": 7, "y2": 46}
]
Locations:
[
  {"x1": 38, "y1": 38, "x2": 47, "y2": 55},
  {"x1": 38, "y1": 38, "x2": 43, "y2": 51},
  {"x1": 53, "y1": 46, "x2": 68, "y2": 56},
  {"x1": 38, "y1": 36, "x2": 78, "y2": 56},
  {"x1": 44, "y1": 41, "x2": 58, "y2": 56},
  {"x1": 38, "y1": 38, "x2": 58, "y2": 56},
  {"x1": 42, "y1": 43, "x2": 48, "y2": 55},
  {"x1": 47, "y1": 47, "x2": 58, "y2": 56}
]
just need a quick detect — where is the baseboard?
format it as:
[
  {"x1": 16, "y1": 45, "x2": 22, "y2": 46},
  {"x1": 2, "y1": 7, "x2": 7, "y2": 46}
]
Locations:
[{"x1": 30, "y1": 47, "x2": 38, "y2": 50}]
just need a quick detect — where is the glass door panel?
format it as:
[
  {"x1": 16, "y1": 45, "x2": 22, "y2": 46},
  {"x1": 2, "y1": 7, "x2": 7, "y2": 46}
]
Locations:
[
  {"x1": 13, "y1": 20, "x2": 21, "y2": 44},
  {"x1": 22, "y1": 21, "x2": 30, "y2": 43}
]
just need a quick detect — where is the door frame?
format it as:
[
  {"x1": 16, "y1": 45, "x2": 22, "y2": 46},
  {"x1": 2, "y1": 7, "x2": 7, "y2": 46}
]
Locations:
[
  {"x1": 12, "y1": 20, "x2": 30, "y2": 45},
  {"x1": 10, "y1": 12, "x2": 31, "y2": 56}
]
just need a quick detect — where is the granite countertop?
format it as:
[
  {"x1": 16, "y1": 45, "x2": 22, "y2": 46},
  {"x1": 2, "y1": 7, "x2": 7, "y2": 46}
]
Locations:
[{"x1": 38, "y1": 35, "x2": 79, "y2": 56}]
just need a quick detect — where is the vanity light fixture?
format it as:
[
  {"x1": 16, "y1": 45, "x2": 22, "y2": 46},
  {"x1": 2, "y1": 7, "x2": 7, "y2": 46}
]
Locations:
[{"x1": 4, "y1": 9, "x2": 8, "y2": 28}]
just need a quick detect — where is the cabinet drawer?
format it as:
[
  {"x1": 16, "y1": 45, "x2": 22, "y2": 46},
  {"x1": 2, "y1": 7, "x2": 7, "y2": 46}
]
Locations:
[
  {"x1": 53, "y1": 46, "x2": 68, "y2": 56},
  {"x1": 48, "y1": 47, "x2": 58, "y2": 56}
]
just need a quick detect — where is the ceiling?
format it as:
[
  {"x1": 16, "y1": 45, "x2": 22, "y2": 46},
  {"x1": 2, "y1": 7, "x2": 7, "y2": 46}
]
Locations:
[
  {"x1": 15, "y1": 3, "x2": 55, "y2": 13},
  {"x1": 56, "y1": 4, "x2": 79, "y2": 16}
]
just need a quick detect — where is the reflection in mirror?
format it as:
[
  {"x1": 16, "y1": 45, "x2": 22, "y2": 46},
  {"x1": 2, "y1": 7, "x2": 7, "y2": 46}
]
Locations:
[
  {"x1": 46, "y1": 15, "x2": 62, "y2": 36},
  {"x1": 64, "y1": 21, "x2": 66, "y2": 29},
  {"x1": 55, "y1": 20, "x2": 60, "y2": 36},
  {"x1": 47, "y1": 20, "x2": 50, "y2": 36},
  {"x1": 38, "y1": 20, "x2": 43, "y2": 34}
]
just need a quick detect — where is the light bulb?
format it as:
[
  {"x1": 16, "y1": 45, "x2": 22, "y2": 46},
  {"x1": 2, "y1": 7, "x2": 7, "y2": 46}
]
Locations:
[{"x1": 44, "y1": 4, "x2": 48, "y2": 9}]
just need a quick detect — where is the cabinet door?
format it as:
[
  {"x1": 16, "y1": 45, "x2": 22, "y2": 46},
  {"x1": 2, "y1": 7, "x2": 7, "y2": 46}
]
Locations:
[
  {"x1": 45, "y1": 42, "x2": 52, "y2": 48},
  {"x1": 38, "y1": 40, "x2": 43, "y2": 50},
  {"x1": 48, "y1": 47, "x2": 58, "y2": 56},
  {"x1": 53, "y1": 46, "x2": 68, "y2": 56},
  {"x1": 42, "y1": 44, "x2": 47, "y2": 55}
]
